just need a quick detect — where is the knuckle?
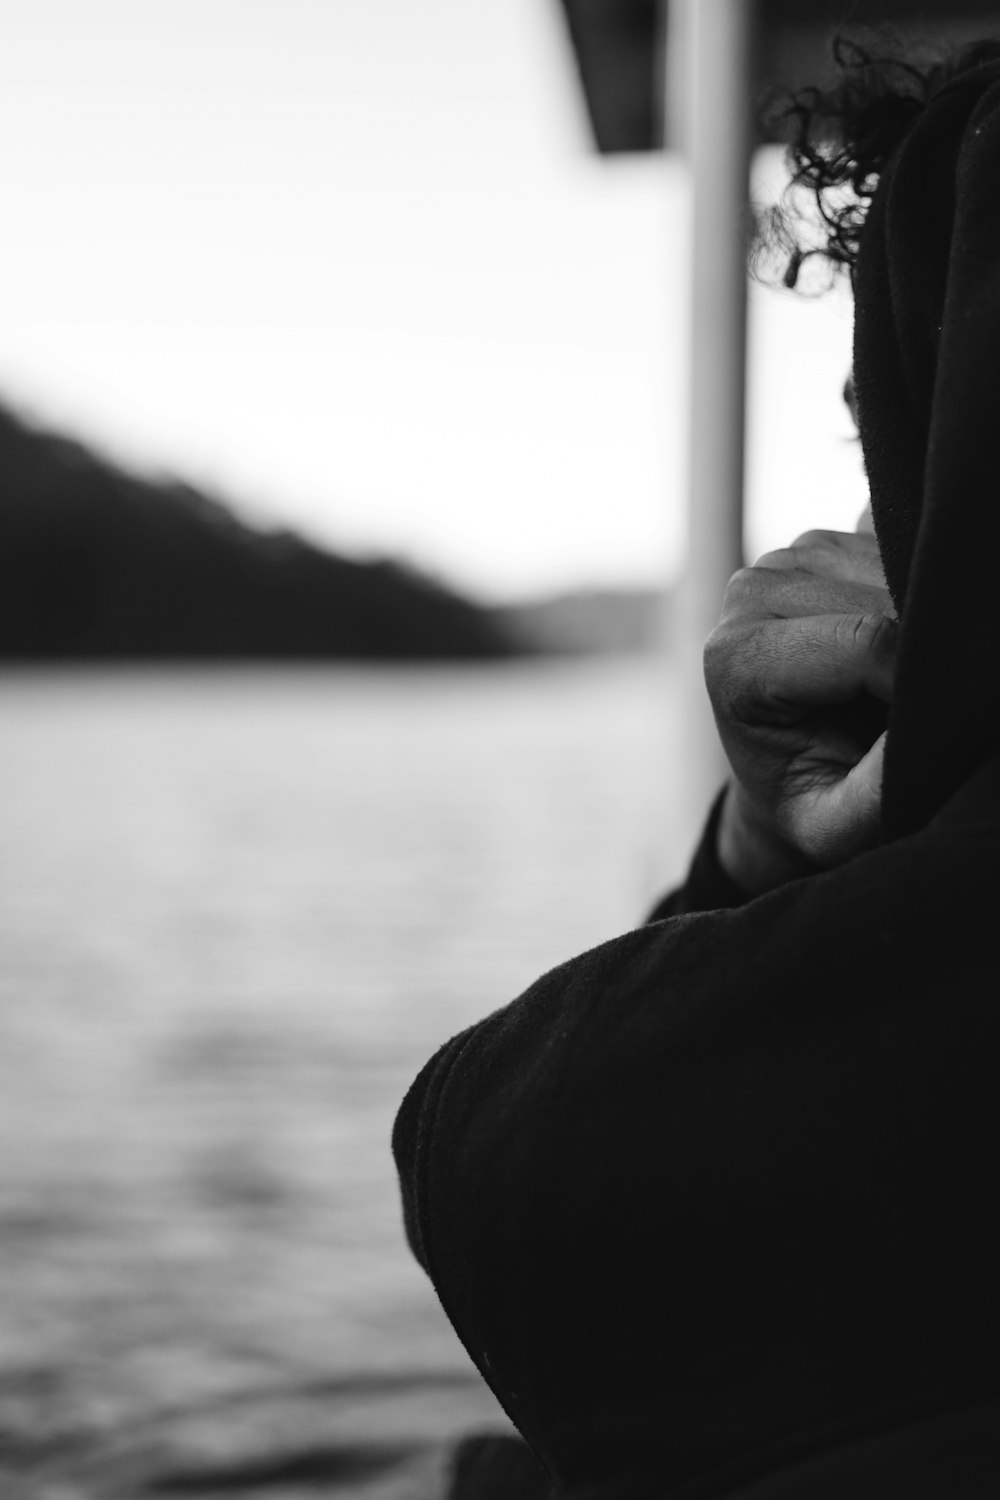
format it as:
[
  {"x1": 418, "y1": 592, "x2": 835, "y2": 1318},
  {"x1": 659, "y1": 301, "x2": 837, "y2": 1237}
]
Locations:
[
  {"x1": 785, "y1": 529, "x2": 859, "y2": 576},
  {"x1": 750, "y1": 548, "x2": 794, "y2": 571},
  {"x1": 723, "y1": 560, "x2": 786, "y2": 615},
  {"x1": 704, "y1": 620, "x2": 757, "y2": 701},
  {"x1": 718, "y1": 567, "x2": 759, "y2": 621},
  {"x1": 791, "y1": 528, "x2": 842, "y2": 553},
  {"x1": 703, "y1": 621, "x2": 733, "y2": 676},
  {"x1": 724, "y1": 565, "x2": 760, "y2": 600},
  {"x1": 838, "y1": 610, "x2": 896, "y2": 657}
]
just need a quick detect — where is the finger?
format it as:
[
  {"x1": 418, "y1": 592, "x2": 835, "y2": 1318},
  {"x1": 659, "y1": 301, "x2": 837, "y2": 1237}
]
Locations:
[
  {"x1": 719, "y1": 565, "x2": 894, "y2": 627},
  {"x1": 787, "y1": 730, "x2": 886, "y2": 866},
  {"x1": 724, "y1": 611, "x2": 898, "y2": 725},
  {"x1": 838, "y1": 727, "x2": 887, "y2": 841},
  {"x1": 754, "y1": 529, "x2": 887, "y2": 591},
  {"x1": 855, "y1": 503, "x2": 875, "y2": 536}
]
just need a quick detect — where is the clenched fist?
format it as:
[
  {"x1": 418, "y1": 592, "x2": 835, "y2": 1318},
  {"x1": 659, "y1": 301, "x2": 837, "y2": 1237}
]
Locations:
[{"x1": 704, "y1": 513, "x2": 897, "y2": 896}]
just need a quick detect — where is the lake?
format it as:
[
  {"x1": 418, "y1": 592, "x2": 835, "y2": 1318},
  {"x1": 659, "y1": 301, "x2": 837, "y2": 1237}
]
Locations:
[{"x1": 0, "y1": 661, "x2": 692, "y2": 1498}]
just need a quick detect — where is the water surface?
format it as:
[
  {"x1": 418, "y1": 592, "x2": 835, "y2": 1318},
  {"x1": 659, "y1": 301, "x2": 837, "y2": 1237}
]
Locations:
[{"x1": 0, "y1": 661, "x2": 682, "y2": 1496}]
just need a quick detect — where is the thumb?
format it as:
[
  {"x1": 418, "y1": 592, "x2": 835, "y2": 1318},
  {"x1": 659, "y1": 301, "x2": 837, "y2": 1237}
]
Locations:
[{"x1": 818, "y1": 729, "x2": 887, "y2": 864}]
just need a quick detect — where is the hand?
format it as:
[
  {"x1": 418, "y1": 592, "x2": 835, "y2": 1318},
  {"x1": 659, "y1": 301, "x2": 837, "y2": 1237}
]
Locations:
[{"x1": 704, "y1": 517, "x2": 897, "y2": 895}]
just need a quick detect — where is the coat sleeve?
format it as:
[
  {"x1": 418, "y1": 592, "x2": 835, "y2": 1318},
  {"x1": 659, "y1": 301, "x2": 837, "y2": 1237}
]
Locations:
[
  {"x1": 393, "y1": 785, "x2": 754, "y2": 1290},
  {"x1": 645, "y1": 784, "x2": 751, "y2": 921},
  {"x1": 390, "y1": 775, "x2": 1000, "y2": 1491},
  {"x1": 394, "y1": 788, "x2": 751, "y2": 1279},
  {"x1": 389, "y1": 867, "x2": 795, "y2": 1466}
]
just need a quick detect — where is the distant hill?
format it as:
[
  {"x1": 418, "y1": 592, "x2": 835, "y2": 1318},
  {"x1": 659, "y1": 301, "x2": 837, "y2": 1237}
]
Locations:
[
  {"x1": 495, "y1": 587, "x2": 668, "y2": 655},
  {"x1": 0, "y1": 404, "x2": 514, "y2": 660}
]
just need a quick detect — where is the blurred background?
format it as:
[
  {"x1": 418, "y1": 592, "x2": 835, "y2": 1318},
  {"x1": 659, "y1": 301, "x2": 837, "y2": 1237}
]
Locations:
[{"x1": 0, "y1": 0, "x2": 920, "y2": 1494}]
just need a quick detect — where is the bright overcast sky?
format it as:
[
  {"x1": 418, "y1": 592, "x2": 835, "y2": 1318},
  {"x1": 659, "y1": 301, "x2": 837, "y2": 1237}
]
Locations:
[{"x1": 0, "y1": 0, "x2": 867, "y2": 601}]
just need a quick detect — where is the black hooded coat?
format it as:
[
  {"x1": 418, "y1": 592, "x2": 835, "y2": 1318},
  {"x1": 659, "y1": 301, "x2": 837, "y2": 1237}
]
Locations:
[{"x1": 393, "y1": 56, "x2": 1000, "y2": 1499}]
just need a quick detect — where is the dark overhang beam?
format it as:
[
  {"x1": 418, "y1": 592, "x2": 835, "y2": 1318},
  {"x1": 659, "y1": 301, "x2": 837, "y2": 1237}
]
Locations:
[{"x1": 557, "y1": 0, "x2": 1000, "y2": 152}]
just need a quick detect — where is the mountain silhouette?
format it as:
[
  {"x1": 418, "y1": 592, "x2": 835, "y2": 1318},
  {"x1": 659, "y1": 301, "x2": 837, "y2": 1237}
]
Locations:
[{"x1": 0, "y1": 404, "x2": 514, "y2": 660}]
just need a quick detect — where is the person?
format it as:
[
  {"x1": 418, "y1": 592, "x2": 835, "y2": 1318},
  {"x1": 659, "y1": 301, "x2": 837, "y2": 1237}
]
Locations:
[{"x1": 393, "y1": 36, "x2": 1000, "y2": 1498}]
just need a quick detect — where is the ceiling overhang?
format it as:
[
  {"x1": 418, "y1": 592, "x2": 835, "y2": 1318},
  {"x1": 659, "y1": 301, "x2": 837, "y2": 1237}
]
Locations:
[{"x1": 557, "y1": 0, "x2": 1000, "y2": 151}]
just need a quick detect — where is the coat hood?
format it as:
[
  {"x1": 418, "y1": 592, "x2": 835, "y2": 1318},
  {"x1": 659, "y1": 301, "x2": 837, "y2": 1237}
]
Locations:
[{"x1": 853, "y1": 56, "x2": 1000, "y2": 843}]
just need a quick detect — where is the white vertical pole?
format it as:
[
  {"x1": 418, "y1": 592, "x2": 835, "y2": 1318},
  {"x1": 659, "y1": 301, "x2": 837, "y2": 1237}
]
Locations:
[{"x1": 668, "y1": 0, "x2": 755, "y2": 866}]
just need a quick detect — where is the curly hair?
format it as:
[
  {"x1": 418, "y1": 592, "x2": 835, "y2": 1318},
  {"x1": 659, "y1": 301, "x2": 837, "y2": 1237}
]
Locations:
[{"x1": 756, "y1": 32, "x2": 1000, "y2": 289}]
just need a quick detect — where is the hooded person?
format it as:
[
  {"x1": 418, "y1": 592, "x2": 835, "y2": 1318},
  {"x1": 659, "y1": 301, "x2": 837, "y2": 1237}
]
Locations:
[{"x1": 393, "y1": 39, "x2": 1000, "y2": 1500}]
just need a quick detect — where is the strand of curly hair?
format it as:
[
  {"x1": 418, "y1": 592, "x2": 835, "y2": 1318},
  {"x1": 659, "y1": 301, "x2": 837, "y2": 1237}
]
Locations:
[{"x1": 757, "y1": 32, "x2": 1000, "y2": 288}]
